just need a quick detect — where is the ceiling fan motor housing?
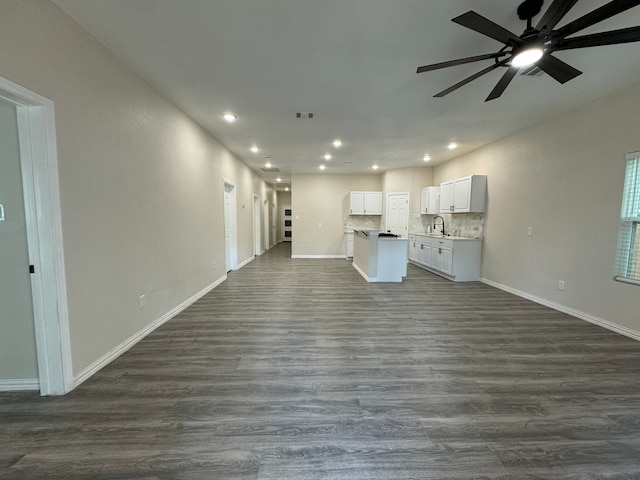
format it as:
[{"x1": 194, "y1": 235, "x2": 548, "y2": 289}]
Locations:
[{"x1": 517, "y1": 0, "x2": 544, "y2": 21}]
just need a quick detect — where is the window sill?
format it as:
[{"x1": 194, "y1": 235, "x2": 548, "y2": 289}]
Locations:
[{"x1": 614, "y1": 276, "x2": 640, "y2": 286}]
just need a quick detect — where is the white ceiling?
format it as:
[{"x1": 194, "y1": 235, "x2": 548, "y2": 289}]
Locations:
[{"x1": 53, "y1": 0, "x2": 640, "y2": 189}]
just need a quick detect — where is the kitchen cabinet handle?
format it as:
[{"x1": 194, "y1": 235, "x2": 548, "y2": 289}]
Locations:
[
  {"x1": 420, "y1": 244, "x2": 423, "y2": 249},
  {"x1": 364, "y1": 209, "x2": 366, "y2": 214},
  {"x1": 450, "y1": 205, "x2": 454, "y2": 212},
  {"x1": 439, "y1": 248, "x2": 442, "y2": 254}
]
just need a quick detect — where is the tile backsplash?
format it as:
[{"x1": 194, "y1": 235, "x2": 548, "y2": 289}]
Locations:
[
  {"x1": 411, "y1": 213, "x2": 484, "y2": 239},
  {"x1": 344, "y1": 215, "x2": 382, "y2": 231},
  {"x1": 345, "y1": 212, "x2": 484, "y2": 239}
]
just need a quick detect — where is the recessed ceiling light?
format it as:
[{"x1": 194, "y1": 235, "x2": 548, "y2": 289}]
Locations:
[
  {"x1": 222, "y1": 112, "x2": 237, "y2": 123},
  {"x1": 276, "y1": 177, "x2": 282, "y2": 182},
  {"x1": 447, "y1": 142, "x2": 458, "y2": 150},
  {"x1": 332, "y1": 139, "x2": 342, "y2": 148},
  {"x1": 265, "y1": 161, "x2": 272, "y2": 168},
  {"x1": 423, "y1": 154, "x2": 431, "y2": 162},
  {"x1": 372, "y1": 165, "x2": 379, "y2": 170},
  {"x1": 319, "y1": 164, "x2": 326, "y2": 170},
  {"x1": 285, "y1": 187, "x2": 289, "y2": 192},
  {"x1": 324, "y1": 153, "x2": 332, "y2": 160},
  {"x1": 250, "y1": 145, "x2": 259, "y2": 153}
]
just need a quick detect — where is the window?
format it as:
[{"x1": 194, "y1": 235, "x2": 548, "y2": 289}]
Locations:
[{"x1": 615, "y1": 153, "x2": 640, "y2": 285}]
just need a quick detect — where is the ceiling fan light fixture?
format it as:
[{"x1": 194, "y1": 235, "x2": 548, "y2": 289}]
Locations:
[{"x1": 511, "y1": 47, "x2": 544, "y2": 68}]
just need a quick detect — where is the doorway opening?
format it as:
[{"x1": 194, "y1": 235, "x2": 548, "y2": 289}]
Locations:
[
  {"x1": 0, "y1": 76, "x2": 72, "y2": 395},
  {"x1": 223, "y1": 181, "x2": 238, "y2": 272},
  {"x1": 253, "y1": 194, "x2": 262, "y2": 256},
  {"x1": 264, "y1": 199, "x2": 270, "y2": 251},
  {"x1": 282, "y1": 205, "x2": 292, "y2": 242}
]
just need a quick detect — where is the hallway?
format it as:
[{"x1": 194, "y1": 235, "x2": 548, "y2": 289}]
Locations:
[{"x1": 2, "y1": 243, "x2": 640, "y2": 479}]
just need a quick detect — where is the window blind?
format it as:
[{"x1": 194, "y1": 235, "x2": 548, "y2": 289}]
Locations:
[{"x1": 615, "y1": 153, "x2": 640, "y2": 284}]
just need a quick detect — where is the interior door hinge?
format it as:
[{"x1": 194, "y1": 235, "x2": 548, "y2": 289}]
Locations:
[{"x1": 29, "y1": 265, "x2": 35, "y2": 274}]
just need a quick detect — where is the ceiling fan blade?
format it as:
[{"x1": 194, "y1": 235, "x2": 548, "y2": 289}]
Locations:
[
  {"x1": 536, "y1": 54, "x2": 583, "y2": 83},
  {"x1": 552, "y1": 25, "x2": 640, "y2": 50},
  {"x1": 556, "y1": 0, "x2": 640, "y2": 37},
  {"x1": 535, "y1": 0, "x2": 579, "y2": 33},
  {"x1": 434, "y1": 59, "x2": 511, "y2": 97},
  {"x1": 452, "y1": 11, "x2": 522, "y2": 46},
  {"x1": 485, "y1": 66, "x2": 519, "y2": 101},
  {"x1": 417, "y1": 52, "x2": 507, "y2": 73}
]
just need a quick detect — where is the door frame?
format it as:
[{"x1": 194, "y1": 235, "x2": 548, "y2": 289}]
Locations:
[
  {"x1": 223, "y1": 179, "x2": 238, "y2": 270},
  {"x1": 253, "y1": 194, "x2": 262, "y2": 256},
  {"x1": 0, "y1": 76, "x2": 72, "y2": 395},
  {"x1": 386, "y1": 192, "x2": 410, "y2": 238}
]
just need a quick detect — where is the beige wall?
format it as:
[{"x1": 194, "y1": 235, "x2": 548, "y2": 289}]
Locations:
[
  {"x1": 0, "y1": 100, "x2": 38, "y2": 380},
  {"x1": 291, "y1": 174, "x2": 381, "y2": 256},
  {"x1": 0, "y1": 0, "x2": 272, "y2": 379},
  {"x1": 434, "y1": 80, "x2": 640, "y2": 335},
  {"x1": 382, "y1": 166, "x2": 434, "y2": 214}
]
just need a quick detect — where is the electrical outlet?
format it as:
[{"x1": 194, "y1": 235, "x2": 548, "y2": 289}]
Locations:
[
  {"x1": 527, "y1": 226, "x2": 533, "y2": 236},
  {"x1": 558, "y1": 280, "x2": 565, "y2": 291},
  {"x1": 139, "y1": 294, "x2": 146, "y2": 308}
]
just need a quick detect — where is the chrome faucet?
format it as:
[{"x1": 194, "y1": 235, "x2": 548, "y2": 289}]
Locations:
[{"x1": 433, "y1": 215, "x2": 445, "y2": 236}]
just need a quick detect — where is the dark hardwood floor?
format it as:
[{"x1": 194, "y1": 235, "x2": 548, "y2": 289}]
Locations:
[{"x1": 2, "y1": 242, "x2": 640, "y2": 479}]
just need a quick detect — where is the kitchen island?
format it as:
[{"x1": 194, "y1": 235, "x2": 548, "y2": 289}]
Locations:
[{"x1": 352, "y1": 230, "x2": 408, "y2": 282}]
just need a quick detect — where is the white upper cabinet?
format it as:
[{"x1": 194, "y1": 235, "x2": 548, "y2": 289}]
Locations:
[
  {"x1": 439, "y1": 181, "x2": 455, "y2": 213},
  {"x1": 439, "y1": 175, "x2": 487, "y2": 213},
  {"x1": 349, "y1": 191, "x2": 382, "y2": 215},
  {"x1": 420, "y1": 186, "x2": 440, "y2": 214},
  {"x1": 363, "y1": 191, "x2": 382, "y2": 215}
]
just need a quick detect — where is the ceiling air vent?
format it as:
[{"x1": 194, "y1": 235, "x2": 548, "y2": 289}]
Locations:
[
  {"x1": 261, "y1": 167, "x2": 280, "y2": 173},
  {"x1": 296, "y1": 112, "x2": 314, "y2": 119},
  {"x1": 520, "y1": 65, "x2": 545, "y2": 77}
]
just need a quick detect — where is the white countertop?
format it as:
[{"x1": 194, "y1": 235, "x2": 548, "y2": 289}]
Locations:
[{"x1": 410, "y1": 232, "x2": 481, "y2": 241}]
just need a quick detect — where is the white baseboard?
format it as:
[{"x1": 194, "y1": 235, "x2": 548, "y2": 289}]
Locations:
[
  {"x1": 352, "y1": 262, "x2": 373, "y2": 282},
  {"x1": 0, "y1": 378, "x2": 39, "y2": 391},
  {"x1": 73, "y1": 274, "x2": 227, "y2": 388},
  {"x1": 291, "y1": 255, "x2": 346, "y2": 259},
  {"x1": 480, "y1": 277, "x2": 640, "y2": 342},
  {"x1": 236, "y1": 256, "x2": 254, "y2": 269}
]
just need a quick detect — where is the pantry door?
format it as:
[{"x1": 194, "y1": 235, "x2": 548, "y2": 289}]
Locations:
[{"x1": 386, "y1": 192, "x2": 409, "y2": 238}]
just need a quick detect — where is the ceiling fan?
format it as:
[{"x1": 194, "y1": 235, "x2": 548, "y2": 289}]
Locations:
[{"x1": 416, "y1": 0, "x2": 640, "y2": 101}]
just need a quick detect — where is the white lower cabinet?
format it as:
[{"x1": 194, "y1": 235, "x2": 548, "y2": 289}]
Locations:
[
  {"x1": 408, "y1": 235, "x2": 418, "y2": 262},
  {"x1": 408, "y1": 234, "x2": 481, "y2": 282},
  {"x1": 346, "y1": 232, "x2": 354, "y2": 258}
]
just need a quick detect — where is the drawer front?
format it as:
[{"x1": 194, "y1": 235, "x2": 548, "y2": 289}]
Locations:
[{"x1": 430, "y1": 237, "x2": 453, "y2": 249}]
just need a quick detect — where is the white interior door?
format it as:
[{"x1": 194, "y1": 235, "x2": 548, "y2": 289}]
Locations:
[
  {"x1": 253, "y1": 195, "x2": 261, "y2": 255},
  {"x1": 386, "y1": 192, "x2": 409, "y2": 238},
  {"x1": 264, "y1": 200, "x2": 270, "y2": 250}
]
